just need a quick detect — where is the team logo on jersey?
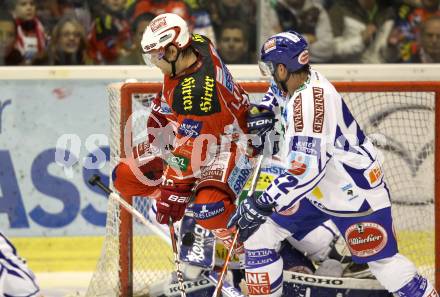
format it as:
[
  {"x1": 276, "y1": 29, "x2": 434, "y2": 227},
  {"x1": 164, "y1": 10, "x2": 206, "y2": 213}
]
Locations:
[
  {"x1": 312, "y1": 87, "x2": 324, "y2": 133},
  {"x1": 345, "y1": 222, "x2": 388, "y2": 258},
  {"x1": 246, "y1": 272, "x2": 271, "y2": 295},
  {"x1": 215, "y1": 65, "x2": 234, "y2": 94},
  {"x1": 291, "y1": 136, "x2": 321, "y2": 156},
  {"x1": 132, "y1": 141, "x2": 154, "y2": 159},
  {"x1": 201, "y1": 164, "x2": 225, "y2": 181},
  {"x1": 245, "y1": 173, "x2": 273, "y2": 193},
  {"x1": 288, "y1": 136, "x2": 321, "y2": 178},
  {"x1": 178, "y1": 119, "x2": 202, "y2": 138},
  {"x1": 246, "y1": 249, "x2": 279, "y2": 267},
  {"x1": 228, "y1": 155, "x2": 252, "y2": 196},
  {"x1": 368, "y1": 165, "x2": 383, "y2": 186},
  {"x1": 193, "y1": 202, "x2": 225, "y2": 220},
  {"x1": 289, "y1": 157, "x2": 307, "y2": 175},
  {"x1": 200, "y1": 152, "x2": 230, "y2": 183},
  {"x1": 262, "y1": 165, "x2": 285, "y2": 176},
  {"x1": 175, "y1": 73, "x2": 220, "y2": 116},
  {"x1": 166, "y1": 154, "x2": 189, "y2": 171},
  {"x1": 200, "y1": 76, "x2": 215, "y2": 113},
  {"x1": 341, "y1": 183, "x2": 359, "y2": 201},
  {"x1": 210, "y1": 43, "x2": 234, "y2": 94},
  {"x1": 293, "y1": 94, "x2": 303, "y2": 132},
  {"x1": 298, "y1": 50, "x2": 309, "y2": 65},
  {"x1": 180, "y1": 77, "x2": 196, "y2": 111}
]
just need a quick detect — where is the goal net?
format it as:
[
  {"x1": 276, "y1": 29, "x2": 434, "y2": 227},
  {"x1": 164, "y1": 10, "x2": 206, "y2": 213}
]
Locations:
[{"x1": 86, "y1": 81, "x2": 440, "y2": 297}]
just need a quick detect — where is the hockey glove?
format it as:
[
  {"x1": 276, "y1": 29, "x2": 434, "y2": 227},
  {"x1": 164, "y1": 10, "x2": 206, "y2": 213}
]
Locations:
[
  {"x1": 227, "y1": 195, "x2": 274, "y2": 242},
  {"x1": 156, "y1": 184, "x2": 192, "y2": 224},
  {"x1": 247, "y1": 105, "x2": 278, "y2": 155}
]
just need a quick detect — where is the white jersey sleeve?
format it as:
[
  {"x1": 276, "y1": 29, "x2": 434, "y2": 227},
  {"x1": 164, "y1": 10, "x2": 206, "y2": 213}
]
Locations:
[
  {"x1": 259, "y1": 80, "x2": 285, "y2": 111},
  {"x1": 260, "y1": 70, "x2": 391, "y2": 214}
]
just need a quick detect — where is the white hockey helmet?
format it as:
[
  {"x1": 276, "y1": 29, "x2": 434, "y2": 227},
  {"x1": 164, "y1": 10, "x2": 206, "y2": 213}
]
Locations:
[{"x1": 141, "y1": 13, "x2": 191, "y2": 66}]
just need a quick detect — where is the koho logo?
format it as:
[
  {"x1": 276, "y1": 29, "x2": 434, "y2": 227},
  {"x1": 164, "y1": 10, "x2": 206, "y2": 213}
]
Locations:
[
  {"x1": 168, "y1": 278, "x2": 210, "y2": 293},
  {"x1": 289, "y1": 273, "x2": 344, "y2": 286}
]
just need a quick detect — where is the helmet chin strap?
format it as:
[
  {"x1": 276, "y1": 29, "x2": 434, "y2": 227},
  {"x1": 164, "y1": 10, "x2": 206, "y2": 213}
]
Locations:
[
  {"x1": 163, "y1": 49, "x2": 181, "y2": 77},
  {"x1": 274, "y1": 70, "x2": 291, "y2": 94}
]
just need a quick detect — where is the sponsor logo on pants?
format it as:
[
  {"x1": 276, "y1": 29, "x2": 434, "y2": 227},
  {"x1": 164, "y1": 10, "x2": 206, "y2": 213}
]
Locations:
[
  {"x1": 246, "y1": 272, "x2": 270, "y2": 295},
  {"x1": 345, "y1": 222, "x2": 387, "y2": 257}
]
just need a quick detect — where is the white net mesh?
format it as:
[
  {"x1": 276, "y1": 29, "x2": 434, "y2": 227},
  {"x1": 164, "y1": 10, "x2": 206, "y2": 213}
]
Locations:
[
  {"x1": 86, "y1": 83, "x2": 173, "y2": 297},
  {"x1": 86, "y1": 81, "x2": 437, "y2": 296},
  {"x1": 341, "y1": 91, "x2": 435, "y2": 281}
]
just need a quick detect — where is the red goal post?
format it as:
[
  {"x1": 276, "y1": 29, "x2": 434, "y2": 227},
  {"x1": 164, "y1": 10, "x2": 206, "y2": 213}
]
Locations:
[{"x1": 87, "y1": 80, "x2": 440, "y2": 297}]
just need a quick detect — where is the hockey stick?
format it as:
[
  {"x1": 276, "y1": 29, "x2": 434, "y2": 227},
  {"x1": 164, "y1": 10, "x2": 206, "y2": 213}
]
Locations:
[
  {"x1": 168, "y1": 218, "x2": 187, "y2": 297},
  {"x1": 88, "y1": 175, "x2": 187, "y2": 296},
  {"x1": 88, "y1": 175, "x2": 171, "y2": 245},
  {"x1": 212, "y1": 154, "x2": 265, "y2": 297}
]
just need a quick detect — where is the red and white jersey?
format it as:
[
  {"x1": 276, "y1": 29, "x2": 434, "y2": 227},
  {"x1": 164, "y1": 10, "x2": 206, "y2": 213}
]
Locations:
[
  {"x1": 262, "y1": 69, "x2": 391, "y2": 215},
  {"x1": 159, "y1": 34, "x2": 249, "y2": 186}
]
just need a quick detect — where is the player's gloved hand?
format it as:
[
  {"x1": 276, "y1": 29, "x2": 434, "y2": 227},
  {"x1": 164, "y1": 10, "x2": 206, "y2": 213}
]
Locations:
[
  {"x1": 247, "y1": 105, "x2": 278, "y2": 155},
  {"x1": 227, "y1": 195, "x2": 274, "y2": 242},
  {"x1": 148, "y1": 91, "x2": 175, "y2": 151},
  {"x1": 156, "y1": 184, "x2": 192, "y2": 224}
]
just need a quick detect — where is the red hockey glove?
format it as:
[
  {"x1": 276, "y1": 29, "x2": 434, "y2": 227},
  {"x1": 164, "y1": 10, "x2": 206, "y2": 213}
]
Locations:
[{"x1": 156, "y1": 184, "x2": 192, "y2": 224}]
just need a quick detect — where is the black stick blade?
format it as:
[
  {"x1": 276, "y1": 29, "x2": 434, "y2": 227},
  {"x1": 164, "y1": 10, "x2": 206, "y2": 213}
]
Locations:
[
  {"x1": 182, "y1": 232, "x2": 196, "y2": 246},
  {"x1": 88, "y1": 174, "x2": 101, "y2": 186}
]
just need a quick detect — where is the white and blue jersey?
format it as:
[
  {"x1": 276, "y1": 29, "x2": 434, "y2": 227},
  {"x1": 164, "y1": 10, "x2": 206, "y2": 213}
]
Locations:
[
  {"x1": 261, "y1": 70, "x2": 392, "y2": 216},
  {"x1": 259, "y1": 80, "x2": 284, "y2": 112},
  {"x1": 0, "y1": 232, "x2": 40, "y2": 297}
]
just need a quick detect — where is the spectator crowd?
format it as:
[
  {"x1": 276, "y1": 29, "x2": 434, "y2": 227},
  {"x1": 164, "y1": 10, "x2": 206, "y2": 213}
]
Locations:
[{"x1": 0, "y1": 0, "x2": 439, "y2": 66}]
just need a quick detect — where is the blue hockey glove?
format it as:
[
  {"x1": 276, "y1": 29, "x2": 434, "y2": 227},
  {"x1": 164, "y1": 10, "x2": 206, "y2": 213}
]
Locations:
[
  {"x1": 247, "y1": 105, "x2": 278, "y2": 155},
  {"x1": 227, "y1": 195, "x2": 274, "y2": 242}
]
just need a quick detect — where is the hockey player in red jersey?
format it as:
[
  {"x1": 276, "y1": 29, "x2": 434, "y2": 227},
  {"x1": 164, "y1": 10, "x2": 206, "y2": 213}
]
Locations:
[
  {"x1": 112, "y1": 90, "x2": 171, "y2": 201},
  {"x1": 140, "y1": 13, "x2": 252, "y2": 243}
]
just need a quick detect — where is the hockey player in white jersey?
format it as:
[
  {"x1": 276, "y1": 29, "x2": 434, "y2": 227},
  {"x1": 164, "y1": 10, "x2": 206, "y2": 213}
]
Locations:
[
  {"x1": 0, "y1": 232, "x2": 40, "y2": 296},
  {"x1": 227, "y1": 30, "x2": 438, "y2": 297}
]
